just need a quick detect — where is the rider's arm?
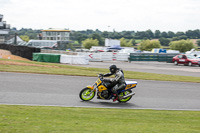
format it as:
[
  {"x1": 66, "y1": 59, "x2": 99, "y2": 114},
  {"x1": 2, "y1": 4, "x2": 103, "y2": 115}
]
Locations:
[
  {"x1": 102, "y1": 73, "x2": 113, "y2": 83},
  {"x1": 103, "y1": 73, "x2": 113, "y2": 77}
]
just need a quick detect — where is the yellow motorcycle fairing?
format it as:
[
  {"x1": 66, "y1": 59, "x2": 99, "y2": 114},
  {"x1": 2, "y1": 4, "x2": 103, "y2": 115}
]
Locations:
[
  {"x1": 86, "y1": 78, "x2": 108, "y2": 92},
  {"x1": 86, "y1": 78, "x2": 102, "y2": 91},
  {"x1": 86, "y1": 85, "x2": 107, "y2": 93},
  {"x1": 98, "y1": 85, "x2": 107, "y2": 92},
  {"x1": 96, "y1": 78, "x2": 102, "y2": 86},
  {"x1": 86, "y1": 85, "x2": 95, "y2": 91}
]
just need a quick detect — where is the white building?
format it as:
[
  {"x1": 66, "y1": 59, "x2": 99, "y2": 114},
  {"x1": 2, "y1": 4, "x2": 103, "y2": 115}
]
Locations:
[
  {"x1": 41, "y1": 29, "x2": 70, "y2": 41},
  {"x1": 105, "y1": 38, "x2": 120, "y2": 47},
  {"x1": 0, "y1": 14, "x2": 11, "y2": 44}
]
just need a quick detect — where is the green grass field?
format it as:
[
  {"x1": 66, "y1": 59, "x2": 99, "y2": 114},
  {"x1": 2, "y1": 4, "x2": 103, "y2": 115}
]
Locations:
[
  {"x1": 0, "y1": 59, "x2": 200, "y2": 133},
  {"x1": 0, "y1": 105, "x2": 200, "y2": 133}
]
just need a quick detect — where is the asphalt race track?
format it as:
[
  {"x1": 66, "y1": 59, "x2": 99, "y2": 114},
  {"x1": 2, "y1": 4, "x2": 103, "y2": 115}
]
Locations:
[
  {"x1": 1, "y1": 72, "x2": 200, "y2": 111},
  {"x1": 72, "y1": 61, "x2": 200, "y2": 77}
]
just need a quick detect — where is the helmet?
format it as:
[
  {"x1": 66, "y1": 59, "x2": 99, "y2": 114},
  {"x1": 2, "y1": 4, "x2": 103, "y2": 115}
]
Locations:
[{"x1": 109, "y1": 64, "x2": 117, "y2": 74}]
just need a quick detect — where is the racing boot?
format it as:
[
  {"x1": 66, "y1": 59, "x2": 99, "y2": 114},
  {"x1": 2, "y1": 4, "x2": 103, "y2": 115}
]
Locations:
[
  {"x1": 112, "y1": 83, "x2": 125, "y2": 102},
  {"x1": 112, "y1": 86, "x2": 120, "y2": 102},
  {"x1": 113, "y1": 94, "x2": 118, "y2": 102}
]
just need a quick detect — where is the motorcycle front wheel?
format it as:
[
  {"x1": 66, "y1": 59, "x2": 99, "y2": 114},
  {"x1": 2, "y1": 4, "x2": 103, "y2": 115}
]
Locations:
[
  {"x1": 79, "y1": 87, "x2": 95, "y2": 101},
  {"x1": 118, "y1": 90, "x2": 132, "y2": 103}
]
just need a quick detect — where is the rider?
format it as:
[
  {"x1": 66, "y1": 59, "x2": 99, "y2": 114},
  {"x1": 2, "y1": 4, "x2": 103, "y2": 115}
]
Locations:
[{"x1": 103, "y1": 64, "x2": 126, "y2": 102}]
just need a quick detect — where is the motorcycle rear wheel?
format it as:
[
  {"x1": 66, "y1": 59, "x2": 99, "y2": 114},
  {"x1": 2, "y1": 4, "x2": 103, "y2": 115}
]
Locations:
[
  {"x1": 79, "y1": 87, "x2": 95, "y2": 101},
  {"x1": 118, "y1": 90, "x2": 132, "y2": 103}
]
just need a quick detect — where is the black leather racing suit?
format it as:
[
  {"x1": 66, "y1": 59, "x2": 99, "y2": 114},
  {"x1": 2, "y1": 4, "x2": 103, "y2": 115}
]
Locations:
[{"x1": 103, "y1": 68, "x2": 126, "y2": 95}]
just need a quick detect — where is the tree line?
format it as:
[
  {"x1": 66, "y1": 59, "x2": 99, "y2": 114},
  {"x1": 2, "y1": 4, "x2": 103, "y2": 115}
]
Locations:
[
  {"x1": 12, "y1": 28, "x2": 200, "y2": 42},
  {"x1": 11, "y1": 28, "x2": 200, "y2": 52}
]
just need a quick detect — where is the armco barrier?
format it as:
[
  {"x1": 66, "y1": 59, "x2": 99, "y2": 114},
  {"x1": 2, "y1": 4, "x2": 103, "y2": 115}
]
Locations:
[
  {"x1": 129, "y1": 53, "x2": 178, "y2": 62},
  {"x1": 129, "y1": 53, "x2": 158, "y2": 61},
  {"x1": 0, "y1": 44, "x2": 40, "y2": 60},
  {"x1": 166, "y1": 54, "x2": 178, "y2": 63},
  {"x1": 117, "y1": 53, "x2": 129, "y2": 61},
  {"x1": 101, "y1": 52, "x2": 112, "y2": 61},
  {"x1": 77, "y1": 52, "x2": 129, "y2": 62},
  {"x1": 76, "y1": 52, "x2": 177, "y2": 62},
  {"x1": 158, "y1": 53, "x2": 167, "y2": 62},
  {"x1": 60, "y1": 55, "x2": 89, "y2": 65},
  {"x1": 89, "y1": 53, "x2": 102, "y2": 61}
]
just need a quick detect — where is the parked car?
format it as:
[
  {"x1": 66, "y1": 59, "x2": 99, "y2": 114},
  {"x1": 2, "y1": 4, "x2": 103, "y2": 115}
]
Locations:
[{"x1": 172, "y1": 54, "x2": 200, "y2": 66}]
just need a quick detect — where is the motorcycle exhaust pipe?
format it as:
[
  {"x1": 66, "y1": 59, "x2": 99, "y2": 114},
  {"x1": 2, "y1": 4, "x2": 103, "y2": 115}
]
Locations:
[{"x1": 122, "y1": 92, "x2": 135, "y2": 99}]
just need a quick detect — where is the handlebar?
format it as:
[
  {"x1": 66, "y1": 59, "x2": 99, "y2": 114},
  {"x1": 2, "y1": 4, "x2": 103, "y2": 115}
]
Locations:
[{"x1": 98, "y1": 74, "x2": 104, "y2": 79}]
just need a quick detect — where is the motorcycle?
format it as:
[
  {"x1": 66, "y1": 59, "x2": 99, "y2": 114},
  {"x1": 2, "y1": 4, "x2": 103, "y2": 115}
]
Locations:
[{"x1": 79, "y1": 74, "x2": 137, "y2": 103}]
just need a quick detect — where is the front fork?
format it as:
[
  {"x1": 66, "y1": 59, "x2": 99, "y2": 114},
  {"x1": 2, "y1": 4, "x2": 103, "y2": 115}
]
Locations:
[{"x1": 86, "y1": 85, "x2": 96, "y2": 96}]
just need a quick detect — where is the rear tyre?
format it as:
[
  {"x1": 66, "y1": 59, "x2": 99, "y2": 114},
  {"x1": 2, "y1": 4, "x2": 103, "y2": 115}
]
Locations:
[
  {"x1": 188, "y1": 62, "x2": 192, "y2": 66},
  {"x1": 174, "y1": 61, "x2": 178, "y2": 65},
  {"x1": 118, "y1": 90, "x2": 132, "y2": 103},
  {"x1": 79, "y1": 88, "x2": 95, "y2": 101}
]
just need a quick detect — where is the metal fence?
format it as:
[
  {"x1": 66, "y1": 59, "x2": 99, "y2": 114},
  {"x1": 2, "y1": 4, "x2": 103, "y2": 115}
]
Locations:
[{"x1": 129, "y1": 53, "x2": 178, "y2": 63}]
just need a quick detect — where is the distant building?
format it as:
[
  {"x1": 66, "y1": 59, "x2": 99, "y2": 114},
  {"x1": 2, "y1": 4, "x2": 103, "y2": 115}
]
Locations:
[
  {"x1": 0, "y1": 14, "x2": 11, "y2": 44},
  {"x1": 41, "y1": 29, "x2": 70, "y2": 41},
  {"x1": 105, "y1": 38, "x2": 120, "y2": 47}
]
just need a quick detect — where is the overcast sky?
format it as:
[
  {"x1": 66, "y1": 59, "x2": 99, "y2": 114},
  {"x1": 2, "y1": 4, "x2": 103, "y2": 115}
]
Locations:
[{"x1": 1, "y1": 0, "x2": 200, "y2": 32}]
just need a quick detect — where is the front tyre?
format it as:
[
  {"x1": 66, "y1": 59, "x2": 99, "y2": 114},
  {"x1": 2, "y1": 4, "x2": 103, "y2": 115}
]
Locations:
[
  {"x1": 174, "y1": 61, "x2": 178, "y2": 65},
  {"x1": 118, "y1": 90, "x2": 132, "y2": 103},
  {"x1": 79, "y1": 87, "x2": 95, "y2": 101}
]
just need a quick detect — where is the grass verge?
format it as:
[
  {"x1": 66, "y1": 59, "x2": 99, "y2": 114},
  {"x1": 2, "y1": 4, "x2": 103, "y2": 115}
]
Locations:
[
  {"x1": 0, "y1": 105, "x2": 200, "y2": 133},
  {"x1": 0, "y1": 59, "x2": 200, "y2": 83}
]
